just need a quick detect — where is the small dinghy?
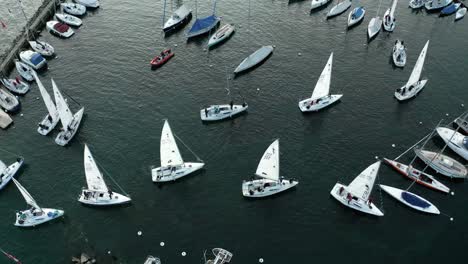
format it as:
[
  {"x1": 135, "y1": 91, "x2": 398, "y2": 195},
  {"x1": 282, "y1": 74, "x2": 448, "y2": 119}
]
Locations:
[
  {"x1": 56, "y1": 13, "x2": 82, "y2": 27},
  {"x1": 163, "y1": 4, "x2": 192, "y2": 32},
  {"x1": 394, "y1": 40, "x2": 429, "y2": 101},
  {"x1": 152, "y1": 120, "x2": 204, "y2": 182},
  {"x1": 242, "y1": 139, "x2": 299, "y2": 198},
  {"x1": 414, "y1": 148, "x2": 467, "y2": 178},
  {"x1": 440, "y1": 3, "x2": 461, "y2": 16},
  {"x1": 330, "y1": 161, "x2": 384, "y2": 216},
  {"x1": 383, "y1": 158, "x2": 450, "y2": 193},
  {"x1": 19, "y1": 50, "x2": 46, "y2": 70},
  {"x1": 367, "y1": 16, "x2": 382, "y2": 39},
  {"x1": 61, "y1": 3, "x2": 86, "y2": 16},
  {"x1": 436, "y1": 127, "x2": 468, "y2": 161},
  {"x1": 78, "y1": 145, "x2": 131, "y2": 206},
  {"x1": 383, "y1": 0, "x2": 398, "y2": 32},
  {"x1": 186, "y1": 15, "x2": 220, "y2": 39},
  {"x1": 234, "y1": 45, "x2": 274, "y2": 74},
  {"x1": 0, "y1": 109, "x2": 13, "y2": 129},
  {"x1": 201, "y1": 102, "x2": 248, "y2": 121},
  {"x1": 33, "y1": 72, "x2": 60, "y2": 136},
  {"x1": 455, "y1": 7, "x2": 467, "y2": 20},
  {"x1": 327, "y1": 0, "x2": 352, "y2": 18},
  {"x1": 208, "y1": 24, "x2": 235, "y2": 48},
  {"x1": 75, "y1": 0, "x2": 100, "y2": 8},
  {"x1": 13, "y1": 178, "x2": 64, "y2": 227},
  {"x1": 144, "y1": 256, "x2": 161, "y2": 264},
  {"x1": 409, "y1": 0, "x2": 425, "y2": 9},
  {"x1": 299, "y1": 53, "x2": 342, "y2": 112},
  {"x1": 0, "y1": 158, "x2": 24, "y2": 191},
  {"x1": 454, "y1": 112, "x2": 468, "y2": 134},
  {"x1": 150, "y1": 49, "x2": 174, "y2": 67},
  {"x1": 205, "y1": 248, "x2": 233, "y2": 264},
  {"x1": 28, "y1": 40, "x2": 54, "y2": 56},
  {"x1": 46, "y1": 20, "x2": 75, "y2": 38},
  {"x1": 1, "y1": 77, "x2": 29, "y2": 95},
  {"x1": 379, "y1": 185, "x2": 440, "y2": 214},
  {"x1": 0, "y1": 88, "x2": 20, "y2": 113},
  {"x1": 53, "y1": 80, "x2": 85, "y2": 146},
  {"x1": 311, "y1": 0, "x2": 331, "y2": 10},
  {"x1": 348, "y1": 7, "x2": 366, "y2": 28},
  {"x1": 14, "y1": 60, "x2": 35, "y2": 82},
  {"x1": 425, "y1": 0, "x2": 452, "y2": 11},
  {"x1": 392, "y1": 39, "x2": 406, "y2": 67}
]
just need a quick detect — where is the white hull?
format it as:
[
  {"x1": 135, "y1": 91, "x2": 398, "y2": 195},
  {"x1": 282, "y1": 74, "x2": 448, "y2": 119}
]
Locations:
[
  {"x1": 37, "y1": 112, "x2": 60, "y2": 136},
  {"x1": 78, "y1": 190, "x2": 131, "y2": 206},
  {"x1": 15, "y1": 60, "x2": 35, "y2": 81},
  {"x1": 0, "y1": 158, "x2": 24, "y2": 191},
  {"x1": 436, "y1": 127, "x2": 468, "y2": 161},
  {"x1": 298, "y1": 94, "x2": 342, "y2": 112},
  {"x1": 200, "y1": 104, "x2": 248, "y2": 121},
  {"x1": 330, "y1": 183, "x2": 384, "y2": 216},
  {"x1": 409, "y1": 0, "x2": 426, "y2": 9},
  {"x1": 392, "y1": 40, "x2": 406, "y2": 67},
  {"x1": 414, "y1": 149, "x2": 467, "y2": 178},
  {"x1": 234, "y1": 46, "x2": 274, "y2": 74},
  {"x1": 75, "y1": 0, "x2": 100, "y2": 8},
  {"x1": 55, "y1": 13, "x2": 82, "y2": 27},
  {"x1": 1, "y1": 78, "x2": 30, "y2": 95},
  {"x1": 47, "y1": 20, "x2": 75, "y2": 38},
  {"x1": 327, "y1": 0, "x2": 352, "y2": 18},
  {"x1": 383, "y1": 9, "x2": 396, "y2": 32},
  {"x1": 347, "y1": 7, "x2": 366, "y2": 28},
  {"x1": 425, "y1": 0, "x2": 452, "y2": 10},
  {"x1": 379, "y1": 185, "x2": 440, "y2": 214},
  {"x1": 152, "y1": 162, "x2": 204, "y2": 182},
  {"x1": 368, "y1": 17, "x2": 382, "y2": 39},
  {"x1": 19, "y1": 50, "x2": 47, "y2": 70},
  {"x1": 242, "y1": 178, "x2": 298, "y2": 198},
  {"x1": 394, "y1": 80, "x2": 427, "y2": 101},
  {"x1": 163, "y1": 5, "x2": 192, "y2": 32},
  {"x1": 61, "y1": 3, "x2": 86, "y2": 16},
  {"x1": 28, "y1": 41, "x2": 54, "y2": 56},
  {"x1": 455, "y1": 7, "x2": 467, "y2": 20},
  {"x1": 0, "y1": 88, "x2": 21, "y2": 112},
  {"x1": 15, "y1": 208, "x2": 64, "y2": 227},
  {"x1": 311, "y1": 0, "x2": 331, "y2": 10},
  {"x1": 55, "y1": 107, "x2": 84, "y2": 146},
  {"x1": 208, "y1": 24, "x2": 235, "y2": 48}
]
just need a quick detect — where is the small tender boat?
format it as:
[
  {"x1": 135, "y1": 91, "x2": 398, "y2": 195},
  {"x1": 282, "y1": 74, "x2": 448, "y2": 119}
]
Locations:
[
  {"x1": 152, "y1": 120, "x2": 204, "y2": 182},
  {"x1": 14, "y1": 60, "x2": 35, "y2": 82},
  {"x1": 348, "y1": 7, "x2": 366, "y2": 28},
  {"x1": 61, "y1": 3, "x2": 86, "y2": 16},
  {"x1": 208, "y1": 24, "x2": 235, "y2": 48},
  {"x1": 205, "y1": 248, "x2": 233, "y2": 264},
  {"x1": 144, "y1": 256, "x2": 161, "y2": 264},
  {"x1": 440, "y1": 3, "x2": 461, "y2": 16},
  {"x1": 436, "y1": 127, "x2": 468, "y2": 161},
  {"x1": 455, "y1": 7, "x2": 467, "y2": 20},
  {"x1": 163, "y1": 4, "x2": 192, "y2": 32},
  {"x1": 454, "y1": 112, "x2": 468, "y2": 133},
  {"x1": 311, "y1": 0, "x2": 331, "y2": 10},
  {"x1": 425, "y1": 0, "x2": 452, "y2": 11},
  {"x1": 414, "y1": 148, "x2": 467, "y2": 178},
  {"x1": 13, "y1": 178, "x2": 64, "y2": 227},
  {"x1": 1, "y1": 77, "x2": 29, "y2": 95},
  {"x1": 392, "y1": 39, "x2": 406, "y2": 67},
  {"x1": 0, "y1": 88, "x2": 20, "y2": 113},
  {"x1": 367, "y1": 16, "x2": 382, "y2": 39},
  {"x1": 409, "y1": 0, "x2": 426, "y2": 9},
  {"x1": 299, "y1": 53, "x2": 342, "y2": 112},
  {"x1": 234, "y1": 45, "x2": 274, "y2": 74},
  {"x1": 242, "y1": 139, "x2": 299, "y2": 198},
  {"x1": 150, "y1": 49, "x2": 174, "y2": 67},
  {"x1": 394, "y1": 40, "x2": 429, "y2": 101},
  {"x1": 33, "y1": 72, "x2": 60, "y2": 136},
  {"x1": 19, "y1": 50, "x2": 46, "y2": 70},
  {"x1": 200, "y1": 102, "x2": 248, "y2": 121},
  {"x1": 0, "y1": 109, "x2": 13, "y2": 129},
  {"x1": 28, "y1": 40, "x2": 54, "y2": 56},
  {"x1": 55, "y1": 13, "x2": 82, "y2": 27},
  {"x1": 383, "y1": 0, "x2": 398, "y2": 32},
  {"x1": 379, "y1": 185, "x2": 440, "y2": 214},
  {"x1": 383, "y1": 158, "x2": 450, "y2": 193},
  {"x1": 46, "y1": 20, "x2": 75, "y2": 38},
  {"x1": 330, "y1": 161, "x2": 384, "y2": 216},
  {"x1": 78, "y1": 144, "x2": 131, "y2": 206},
  {"x1": 327, "y1": 0, "x2": 352, "y2": 18},
  {"x1": 186, "y1": 15, "x2": 220, "y2": 38},
  {"x1": 74, "y1": 0, "x2": 100, "y2": 8},
  {"x1": 0, "y1": 158, "x2": 24, "y2": 191}
]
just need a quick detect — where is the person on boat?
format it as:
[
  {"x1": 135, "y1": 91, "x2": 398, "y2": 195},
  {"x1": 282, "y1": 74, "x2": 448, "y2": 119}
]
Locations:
[
  {"x1": 242, "y1": 102, "x2": 246, "y2": 107},
  {"x1": 230, "y1": 101, "x2": 233, "y2": 110},
  {"x1": 339, "y1": 186, "x2": 345, "y2": 195},
  {"x1": 205, "y1": 108, "x2": 208, "y2": 117},
  {"x1": 346, "y1": 193, "x2": 352, "y2": 204},
  {"x1": 367, "y1": 198, "x2": 373, "y2": 209},
  {"x1": 108, "y1": 190, "x2": 113, "y2": 199},
  {"x1": 48, "y1": 115, "x2": 53, "y2": 122}
]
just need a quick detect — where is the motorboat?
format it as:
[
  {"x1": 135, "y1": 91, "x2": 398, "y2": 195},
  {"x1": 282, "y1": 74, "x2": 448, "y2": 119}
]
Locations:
[
  {"x1": 348, "y1": 7, "x2": 366, "y2": 28},
  {"x1": 19, "y1": 50, "x2": 46, "y2": 70},
  {"x1": 61, "y1": 3, "x2": 86, "y2": 16},
  {"x1": 46, "y1": 20, "x2": 74, "y2": 38},
  {"x1": 55, "y1": 13, "x2": 82, "y2": 27},
  {"x1": 1, "y1": 77, "x2": 29, "y2": 95},
  {"x1": 0, "y1": 88, "x2": 20, "y2": 113},
  {"x1": 14, "y1": 60, "x2": 35, "y2": 82},
  {"x1": 455, "y1": 7, "x2": 467, "y2": 20}
]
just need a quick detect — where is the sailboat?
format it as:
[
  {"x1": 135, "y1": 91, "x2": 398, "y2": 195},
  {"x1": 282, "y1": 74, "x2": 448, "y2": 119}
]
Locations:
[
  {"x1": 163, "y1": 4, "x2": 192, "y2": 32},
  {"x1": 78, "y1": 145, "x2": 131, "y2": 206},
  {"x1": 414, "y1": 148, "x2": 467, "y2": 178},
  {"x1": 144, "y1": 256, "x2": 161, "y2": 264},
  {"x1": 152, "y1": 120, "x2": 205, "y2": 182},
  {"x1": 28, "y1": 40, "x2": 55, "y2": 57},
  {"x1": 368, "y1": 0, "x2": 383, "y2": 39},
  {"x1": 205, "y1": 248, "x2": 233, "y2": 264},
  {"x1": 298, "y1": 53, "x2": 342, "y2": 112},
  {"x1": 392, "y1": 39, "x2": 406, "y2": 67},
  {"x1": 242, "y1": 139, "x2": 298, "y2": 198},
  {"x1": 425, "y1": 0, "x2": 452, "y2": 11},
  {"x1": 53, "y1": 80, "x2": 84, "y2": 146},
  {"x1": 436, "y1": 127, "x2": 468, "y2": 161},
  {"x1": 207, "y1": 24, "x2": 235, "y2": 48},
  {"x1": 33, "y1": 72, "x2": 60, "y2": 136},
  {"x1": 454, "y1": 112, "x2": 468, "y2": 133},
  {"x1": 0, "y1": 158, "x2": 24, "y2": 191},
  {"x1": 327, "y1": 0, "x2": 352, "y2": 19},
  {"x1": 348, "y1": 6, "x2": 366, "y2": 28},
  {"x1": 186, "y1": 0, "x2": 220, "y2": 39},
  {"x1": 13, "y1": 178, "x2": 64, "y2": 227},
  {"x1": 14, "y1": 60, "x2": 35, "y2": 82},
  {"x1": 1, "y1": 77, "x2": 29, "y2": 95},
  {"x1": 330, "y1": 161, "x2": 384, "y2": 216},
  {"x1": 234, "y1": 46, "x2": 274, "y2": 74},
  {"x1": 383, "y1": 0, "x2": 398, "y2": 32},
  {"x1": 311, "y1": 0, "x2": 332, "y2": 11},
  {"x1": 379, "y1": 185, "x2": 440, "y2": 214},
  {"x1": 0, "y1": 87, "x2": 21, "y2": 113},
  {"x1": 394, "y1": 40, "x2": 429, "y2": 101},
  {"x1": 455, "y1": 7, "x2": 467, "y2": 20}
]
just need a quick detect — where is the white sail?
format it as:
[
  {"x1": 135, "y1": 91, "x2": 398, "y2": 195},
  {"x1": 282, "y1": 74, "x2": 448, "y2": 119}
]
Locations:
[
  {"x1": 160, "y1": 120, "x2": 184, "y2": 167},
  {"x1": 390, "y1": 0, "x2": 398, "y2": 16},
  {"x1": 311, "y1": 53, "x2": 333, "y2": 100},
  {"x1": 53, "y1": 80, "x2": 73, "y2": 129},
  {"x1": 348, "y1": 161, "x2": 381, "y2": 201},
  {"x1": 255, "y1": 139, "x2": 280, "y2": 181},
  {"x1": 84, "y1": 144, "x2": 108, "y2": 192},
  {"x1": 34, "y1": 73, "x2": 58, "y2": 119},
  {"x1": 406, "y1": 40, "x2": 429, "y2": 86},
  {"x1": 12, "y1": 178, "x2": 41, "y2": 211}
]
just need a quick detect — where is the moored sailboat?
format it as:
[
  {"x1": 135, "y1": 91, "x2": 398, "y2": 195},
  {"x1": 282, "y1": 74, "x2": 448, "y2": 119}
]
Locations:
[
  {"x1": 33, "y1": 72, "x2": 60, "y2": 136},
  {"x1": 0, "y1": 158, "x2": 24, "y2": 191},
  {"x1": 379, "y1": 185, "x2": 440, "y2": 214},
  {"x1": 436, "y1": 127, "x2": 468, "y2": 161},
  {"x1": 383, "y1": 0, "x2": 398, "y2": 32},
  {"x1": 414, "y1": 148, "x2": 467, "y2": 178}
]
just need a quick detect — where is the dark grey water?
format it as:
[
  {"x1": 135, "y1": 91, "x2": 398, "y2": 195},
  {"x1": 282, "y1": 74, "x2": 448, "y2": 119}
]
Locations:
[{"x1": 0, "y1": 0, "x2": 467, "y2": 263}]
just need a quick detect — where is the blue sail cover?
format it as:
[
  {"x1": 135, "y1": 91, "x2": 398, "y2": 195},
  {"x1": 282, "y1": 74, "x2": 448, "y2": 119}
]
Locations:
[
  {"x1": 187, "y1": 15, "x2": 219, "y2": 37},
  {"x1": 31, "y1": 53, "x2": 45, "y2": 66},
  {"x1": 401, "y1": 192, "x2": 431, "y2": 208},
  {"x1": 441, "y1": 4, "x2": 457, "y2": 15},
  {"x1": 354, "y1": 7, "x2": 364, "y2": 18}
]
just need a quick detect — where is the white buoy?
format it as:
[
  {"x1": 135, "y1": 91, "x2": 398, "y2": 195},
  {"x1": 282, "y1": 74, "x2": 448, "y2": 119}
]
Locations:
[
  {"x1": 451, "y1": 191, "x2": 455, "y2": 196},
  {"x1": 137, "y1": 231, "x2": 142, "y2": 236},
  {"x1": 259, "y1": 258, "x2": 264, "y2": 263},
  {"x1": 446, "y1": 113, "x2": 449, "y2": 116},
  {"x1": 450, "y1": 217, "x2": 454, "y2": 221},
  {"x1": 256, "y1": 88, "x2": 260, "y2": 91},
  {"x1": 107, "y1": 251, "x2": 111, "y2": 255},
  {"x1": 298, "y1": 52, "x2": 302, "y2": 56},
  {"x1": 461, "y1": 103, "x2": 464, "y2": 107},
  {"x1": 273, "y1": 45, "x2": 276, "y2": 48},
  {"x1": 36, "y1": 97, "x2": 39, "y2": 100},
  {"x1": 392, "y1": 144, "x2": 396, "y2": 147},
  {"x1": 375, "y1": 156, "x2": 379, "y2": 159},
  {"x1": 203, "y1": 48, "x2": 207, "y2": 52},
  {"x1": 181, "y1": 252, "x2": 186, "y2": 257},
  {"x1": 20, "y1": 113, "x2": 23, "y2": 117},
  {"x1": 174, "y1": 44, "x2": 178, "y2": 47},
  {"x1": 419, "y1": 121, "x2": 423, "y2": 125},
  {"x1": 160, "y1": 242, "x2": 165, "y2": 247}
]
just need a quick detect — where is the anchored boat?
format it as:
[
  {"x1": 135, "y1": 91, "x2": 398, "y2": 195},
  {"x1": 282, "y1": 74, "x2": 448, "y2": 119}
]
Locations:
[
  {"x1": 436, "y1": 127, "x2": 468, "y2": 161},
  {"x1": 348, "y1": 7, "x2": 366, "y2": 28},
  {"x1": 379, "y1": 185, "x2": 440, "y2": 214},
  {"x1": 14, "y1": 60, "x2": 35, "y2": 82},
  {"x1": 33, "y1": 72, "x2": 60, "y2": 136},
  {"x1": 46, "y1": 21, "x2": 75, "y2": 38},
  {"x1": 1, "y1": 77, "x2": 29, "y2": 95},
  {"x1": 311, "y1": 0, "x2": 331, "y2": 11},
  {"x1": 61, "y1": 3, "x2": 86, "y2": 16},
  {"x1": 163, "y1": 4, "x2": 192, "y2": 32},
  {"x1": 75, "y1": 0, "x2": 100, "y2": 8},
  {"x1": 414, "y1": 148, "x2": 467, "y2": 178},
  {"x1": 150, "y1": 49, "x2": 174, "y2": 68},
  {"x1": 392, "y1": 40, "x2": 406, "y2": 67},
  {"x1": 383, "y1": 0, "x2": 398, "y2": 32},
  {"x1": 0, "y1": 158, "x2": 24, "y2": 191},
  {"x1": 425, "y1": 0, "x2": 452, "y2": 11},
  {"x1": 0, "y1": 87, "x2": 20, "y2": 113},
  {"x1": 205, "y1": 248, "x2": 233, "y2": 264},
  {"x1": 19, "y1": 50, "x2": 46, "y2": 70},
  {"x1": 56, "y1": 13, "x2": 83, "y2": 27},
  {"x1": 208, "y1": 24, "x2": 235, "y2": 48},
  {"x1": 327, "y1": 0, "x2": 352, "y2": 19}
]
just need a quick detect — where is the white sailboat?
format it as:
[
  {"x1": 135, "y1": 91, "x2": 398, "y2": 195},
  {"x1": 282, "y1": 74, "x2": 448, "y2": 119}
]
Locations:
[
  {"x1": 205, "y1": 248, "x2": 233, "y2": 264},
  {"x1": 78, "y1": 144, "x2": 131, "y2": 206},
  {"x1": 392, "y1": 39, "x2": 406, "y2": 67},
  {"x1": 311, "y1": 0, "x2": 331, "y2": 11},
  {"x1": 0, "y1": 158, "x2": 24, "y2": 191},
  {"x1": 348, "y1": 6, "x2": 366, "y2": 28},
  {"x1": 383, "y1": 0, "x2": 398, "y2": 32},
  {"x1": 414, "y1": 148, "x2": 467, "y2": 178},
  {"x1": 33, "y1": 72, "x2": 60, "y2": 136},
  {"x1": 330, "y1": 161, "x2": 384, "y2": 216},
  {"x1": 1, "y1": 77, "x2": 29, "y2": 95},
  {"x1": 152, "y1": 120, "x2": 204, "y2": 182},
  {"x1": 298, "y1": 53, "x2": 342, "y2": 112},
  {"x1": 455, "y1": 7, "x2": 467, "y2": 20},
  {"x1": 28, "y1": 40, "x2": 55, "y2": 57},
  {"x1": 242, "y1": 139, "x2": 298, "y2": 198},
  {"x1": 53, "y1": 80, "x2": 84, "y2": 146},
  {"x1": 61, "y1": 3, "x2": 87, "y2": 16},
  {"x1": 379, "y1": 185, "x2": 440, "y2": 214},
  {"x1": 368, "y1": 0, "x2": 383, "y2": 39},
  {"x1": 327, "y1": 0, "x2": 353, "y2": 18},
  {"x1": 163, "y1": 4, "x2": 192, "y2": 32},
  {"x1": 207, "y1": 24, "x2": 235, "y2": 48},
  {"x1": 234, "y1": 46, "x2": 274, "y2": 74},
  {"x1": 436, "y1": 127, "x2": 468, "y2": 161},
  {"x1": 55, "y1": 13, "x2": 83, "y2": 27},
  {"x1": 409, "y1": 0, "x2": 425, "y2": 9},
  {"x1": 13, "y1": 178, "x2": 64, "y2": 227},
  {"x1": 394, "y1": 40, "x2": 429, "y2": 101},
  {"x1": 14, "y1": 60, "x2": 35, "y2": 82}
]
